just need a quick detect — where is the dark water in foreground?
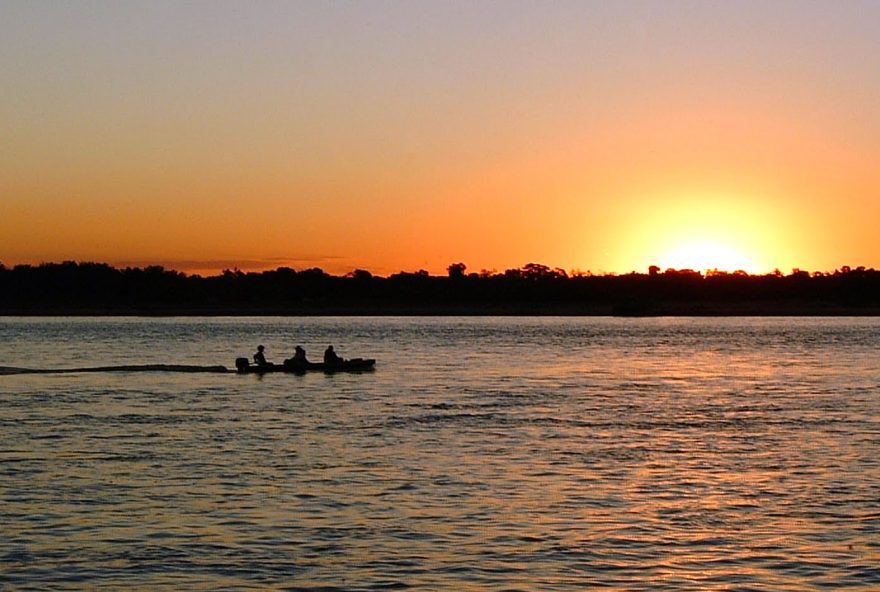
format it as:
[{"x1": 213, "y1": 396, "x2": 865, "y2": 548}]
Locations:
[{"x1": 1, "y1": 317, "x2": 878, "y2": 590}]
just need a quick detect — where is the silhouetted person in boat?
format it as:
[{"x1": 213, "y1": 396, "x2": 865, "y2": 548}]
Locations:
[
  {"x1": 324, "y1": 345, "x2": 343, "y2": 366},
  {"x1": 283, "y1": 346, "x2": 308, "y2": 369},
  {"x1": 292, "y1": 346, "x2": 308, "y2": 363},
  {"x1": 253, "y1": 345, "x2": 269, "y2": 367}
]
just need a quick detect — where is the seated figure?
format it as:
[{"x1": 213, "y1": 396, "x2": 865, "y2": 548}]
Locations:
[
  {"x1": 284, "y1": 346, "x2": 308, "y2": 368},
  {"x1": 253, "y1": 345, "x2": 269, "y2": 366},
  {"x1": 323, "y1": 345, "x2": 343, "y2": 366}
]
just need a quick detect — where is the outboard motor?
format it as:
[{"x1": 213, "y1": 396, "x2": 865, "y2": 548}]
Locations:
[{"x1": 235, "y1": 357, "x2": 250, "y2": 373}]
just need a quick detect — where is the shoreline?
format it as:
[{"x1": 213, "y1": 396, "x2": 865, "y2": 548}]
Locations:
[{"x1": 2, "y1": 302, "x2": 879, "y2": 317}]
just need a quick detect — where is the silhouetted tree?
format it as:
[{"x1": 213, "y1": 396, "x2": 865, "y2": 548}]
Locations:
[
  {"x1": 1, "y1": 261, "x2": 878, "y2": 314},
  {"x1": 447, "y1": 262, "x2": 467, "y2": 279}
]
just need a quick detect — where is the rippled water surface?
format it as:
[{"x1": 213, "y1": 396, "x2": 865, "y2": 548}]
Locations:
[{"x1": 1, "y1": 316, "x2": 879, "y2": 590}]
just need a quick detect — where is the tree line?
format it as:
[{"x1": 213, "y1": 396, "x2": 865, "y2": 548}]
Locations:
[{"x1": 1, "y1": 261, "x2": 879, "y2": 315}]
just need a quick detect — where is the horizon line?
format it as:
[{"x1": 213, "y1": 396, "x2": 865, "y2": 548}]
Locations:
[{"x1": 1, "y1": 259, "x2": 876, "y2": 280}]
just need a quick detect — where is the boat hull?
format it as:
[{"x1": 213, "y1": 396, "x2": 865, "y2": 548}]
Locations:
[{"x1": 236, "y1": 358, "x2": 376, "y2": 374}]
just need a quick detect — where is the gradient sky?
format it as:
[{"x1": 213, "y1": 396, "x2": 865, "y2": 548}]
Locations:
[{"x1": 2, "y1": 1, "x2": 879, "y2": 276}]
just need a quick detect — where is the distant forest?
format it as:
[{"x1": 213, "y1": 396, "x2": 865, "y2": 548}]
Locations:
[{"x1": 2, "y1": 261, "x2": 880, "y2": 315}]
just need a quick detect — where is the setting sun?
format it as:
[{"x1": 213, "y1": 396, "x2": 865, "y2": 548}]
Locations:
[
  {"x1": 658, "y1": 239, "x2": 760, "y2": 274},
  {"x1": 604, "y1": 186, "x2": 797, "y2": 275},
  {"x1": 2, "y1": 2, "x2": 879, "y2": 277}
]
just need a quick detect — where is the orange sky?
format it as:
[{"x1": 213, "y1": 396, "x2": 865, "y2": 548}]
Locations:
[{"x1": 2, "y1": 2, "x2": 879, "y2": 276}]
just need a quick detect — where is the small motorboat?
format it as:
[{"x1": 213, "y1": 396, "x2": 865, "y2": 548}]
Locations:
[{"x1": 234, "y1": 357, "x2": 376, "y2": 374}]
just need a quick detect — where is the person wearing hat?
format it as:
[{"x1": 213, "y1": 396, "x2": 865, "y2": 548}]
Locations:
[
  {"x1": 292, "y1": 345, "x2": 308, "y2": 364},
  {"x1": 283, "y1": 345, "x2": 309, "y2": 370}
]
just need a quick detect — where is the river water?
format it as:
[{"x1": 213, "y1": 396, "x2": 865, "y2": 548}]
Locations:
[{"x1": 1, "y1": 316, "x2": 878, "y2": 590}]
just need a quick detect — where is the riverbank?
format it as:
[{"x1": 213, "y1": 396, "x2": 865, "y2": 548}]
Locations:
[{"x1": 2, "y1": 300, "x2": 879, "y2": 316}]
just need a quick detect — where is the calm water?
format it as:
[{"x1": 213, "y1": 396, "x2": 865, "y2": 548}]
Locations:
[{"x1": 1, "y1": 317, "x2": 878, "y2": 590}]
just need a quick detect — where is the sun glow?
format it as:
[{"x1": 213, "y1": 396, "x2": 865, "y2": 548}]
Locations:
[
  {"x1": 605, "y1": 187, "x2": 795, "y2": 275},
  {"x1": 658, "y1": 239, "x2": 760, "y2": 274}
]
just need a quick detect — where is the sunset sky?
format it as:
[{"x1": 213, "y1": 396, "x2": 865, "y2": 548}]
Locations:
[{"x1": 2, "y1": 1, "x2": 879, "y2": 277}]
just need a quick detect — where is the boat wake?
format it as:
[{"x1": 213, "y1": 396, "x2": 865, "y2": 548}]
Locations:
[{"x1": 0, "y1": 364, "x2": 231, "y2": 375}]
